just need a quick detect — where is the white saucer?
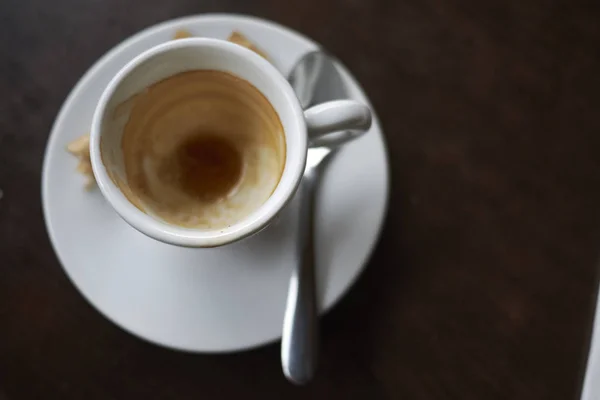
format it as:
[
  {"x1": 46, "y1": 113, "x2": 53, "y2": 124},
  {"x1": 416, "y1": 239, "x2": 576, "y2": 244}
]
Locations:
[{"x1": 42, "y1": 14, "x2": 389, "y2": 353}]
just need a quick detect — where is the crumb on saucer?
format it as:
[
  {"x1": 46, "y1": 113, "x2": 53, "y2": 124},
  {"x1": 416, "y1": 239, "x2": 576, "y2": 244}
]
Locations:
[
  {"x1": 173, "y1": 29, "x2": 269, "y2": 59},
  {"x1": 67, "y1": 134, "x2": 95, "y2": 190},
  {"x1": 227, "y1": 31, "x2": 269, "y2": 59},
  {"x1": 173, "y1": 29, "x2": 193, "y2": 39}
]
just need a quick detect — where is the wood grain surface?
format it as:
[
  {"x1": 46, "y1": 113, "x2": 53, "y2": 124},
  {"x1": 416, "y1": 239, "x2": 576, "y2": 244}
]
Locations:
[{"x1": 2, "y1": 0, "x2": 600, "y2": 398}]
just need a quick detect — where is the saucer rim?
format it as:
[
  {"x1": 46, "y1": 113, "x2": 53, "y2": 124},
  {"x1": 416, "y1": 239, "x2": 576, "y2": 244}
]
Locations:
[{"x1": 41, "y1": 13, "x2": 390, "y2": 353}]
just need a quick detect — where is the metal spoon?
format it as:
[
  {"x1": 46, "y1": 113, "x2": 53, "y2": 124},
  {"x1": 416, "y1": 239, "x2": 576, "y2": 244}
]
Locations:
[{"x1": 281, "y1": 51, "x2": 369, "y2": 384}]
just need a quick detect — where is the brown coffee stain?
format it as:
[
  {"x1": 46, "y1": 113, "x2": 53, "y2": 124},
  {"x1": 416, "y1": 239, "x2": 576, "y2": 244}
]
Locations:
[
  {"x1": 172, "y1": 134, "x2": 243, "y2": 202},
  {"x1": 114, "y1": 70, "x2": 285, "y2": 229}
]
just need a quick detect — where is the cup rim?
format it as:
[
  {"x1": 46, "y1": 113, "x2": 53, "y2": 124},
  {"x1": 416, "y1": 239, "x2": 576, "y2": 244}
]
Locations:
[{"x1": 89, "y1": 38, "x2": 307, "y2": 247}]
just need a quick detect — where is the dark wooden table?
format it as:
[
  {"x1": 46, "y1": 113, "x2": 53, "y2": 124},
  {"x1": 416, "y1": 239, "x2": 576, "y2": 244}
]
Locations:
[{"x1": 2, "y1": 0, "x2": 600, "y2": 398}]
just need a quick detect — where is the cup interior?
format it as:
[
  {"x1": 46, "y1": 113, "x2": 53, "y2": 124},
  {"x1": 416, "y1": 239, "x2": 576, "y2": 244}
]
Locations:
[{"x1": 92, "y1": 38, "x2": 306, "y2": 247}]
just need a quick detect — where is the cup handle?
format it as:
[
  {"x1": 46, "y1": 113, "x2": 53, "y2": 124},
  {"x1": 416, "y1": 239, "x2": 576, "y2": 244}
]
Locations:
[{"x1": 304, "y1": 100, "x2": 372, "y2": 148}]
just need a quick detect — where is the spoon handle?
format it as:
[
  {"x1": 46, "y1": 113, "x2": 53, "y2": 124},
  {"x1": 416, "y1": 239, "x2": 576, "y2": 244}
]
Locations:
[{"x1": 281, "y1": 169, "x2": 319, "y2": 385}]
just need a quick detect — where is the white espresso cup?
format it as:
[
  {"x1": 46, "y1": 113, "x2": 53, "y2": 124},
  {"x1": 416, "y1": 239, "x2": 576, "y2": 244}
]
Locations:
[{"x1": 90, "y1": 38, "x2": 372, "y2": 247}]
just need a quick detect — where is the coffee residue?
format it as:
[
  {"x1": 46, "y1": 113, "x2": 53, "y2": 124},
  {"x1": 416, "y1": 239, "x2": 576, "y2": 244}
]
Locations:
[
  {"x1": 171, "y1": 134, "x2": 243, "y2": 202},
  {"x1": 115, "y1": 70, "x2": 286, "y2": 229}
]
